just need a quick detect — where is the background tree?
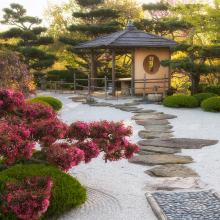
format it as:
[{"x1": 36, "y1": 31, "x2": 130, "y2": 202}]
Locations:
[{"x1": 0, "y1": 3, "x2": 56, "y2": 73}]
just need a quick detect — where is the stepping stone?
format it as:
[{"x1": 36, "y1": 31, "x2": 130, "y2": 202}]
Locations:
[
  {"x1": 135, "y1": 119, "x2": 170, "y2": 126},
  {"x1": 119, "y1": 107, "x2": 143, "y2": 112},
  {"x1": 147, "y1": 190, "x2": 220, "y2": 220},
  {"x1": 71, "y1": 97, "x2": 87, "y2": 102},
  {"x1": 145, "y1": 177, "x2": 206, "y2": 191},
  {"x1": 145, "y1": 164, "x2": 198, "y2": 177},
  {"x1": 140, "y1": 145, "x2": 180, "y2": 154},
  {"x1": 132, "y1": 113, "x2": 177, "y2": 121},
  {"x1": 89, "y1": 102, "x2": 113, "y2": 107},
  {"x1": 129, "y1": 154, "x2": 193, "y2": 166},
  {"x1": 138, "y1": 138, "x2": 219, "y2": 149},
  {"x1": 144, "y1": 124, "x2": 173, "y2": 130},
  {"x1": 132, "y1": 109, "x2": 156, "y2": 113},
  {"x1": 138, "y1": 130, "x2": 174, "y2": 139},
  {"x1": 138, "y1": 151, "x2": 162, "y2": 155}
]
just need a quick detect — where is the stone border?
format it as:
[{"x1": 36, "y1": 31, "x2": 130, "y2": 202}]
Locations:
[{"x1": 146, "y1": 192, "x2": 168, "y2": 220}]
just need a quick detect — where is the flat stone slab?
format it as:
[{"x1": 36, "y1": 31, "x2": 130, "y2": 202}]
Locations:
[
  {"x1": 147, "y1": 190, "x2": 220, "y2": 220},
  {"x1": 140, "y1": 146, "x2": 180, "y2": 154},
  {"x1": 129, "y1": 154, "x2": 193, "y2": 166},
  {"x1": 89, "y1": 102, "x2": 113, "y2": 107},
  {"x1": 132, "y1": 109, "x2": 156, "y2": 113},
  {"x1": 144, "y1": 124, "x2": 173, "y2": 132},
  {"x1": 138, "y1": 138, "x2": 218, "y2": 149},
  {"x1": 135, "y1": 119, "x2": 170, "y2": 126},
  {"x1": 132, "y1": 113, "x2": 177, "y2": 121},
  {"x1": 138, "y1": 130, "x2": 174, "y2": 139},
  {"x1": 146, "y1": 164, "x2": 198, "y2": 177}
]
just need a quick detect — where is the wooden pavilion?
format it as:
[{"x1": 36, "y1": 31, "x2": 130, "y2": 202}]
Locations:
[{"x1": 75, "y1": 23, "x2": 177, "y2": 97}]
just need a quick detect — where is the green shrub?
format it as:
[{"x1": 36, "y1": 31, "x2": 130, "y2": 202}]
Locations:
[
  {"x1": 201, "y1": 96, "x2": 220, "y2": 112},
  {"x1": 0, "y1": 164, "x2": 86, "y2": 219},
  {"x1": 193, "y1": 93, "x2": 218, "y2": 105},
  {"x1": 199, "y1": 84, "x2": 220, "y2": 95},
  {"x1": 163, "y1": 95, "x2": 199, "y2": 108},
  {"x1": 30, "y1": 96, "x2": 63, "y2": 111}
]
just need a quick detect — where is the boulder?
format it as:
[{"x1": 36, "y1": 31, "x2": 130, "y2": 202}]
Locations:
[
  {"x1": 129, "y1": 154, "x2": 193, "y2": 166},
  {"x1": 146, "y1": 164, "x2": 198, "y2": 177}
]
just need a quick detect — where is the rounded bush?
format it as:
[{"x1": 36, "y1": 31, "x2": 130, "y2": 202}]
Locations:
[
  {"x1": 201, "y1": 96, "x2": 220, "y2": 112},
  {"x1": 30, "y1": 96, "x2": 63, "y2": 111},
  {"x1": 0, "y1": 164, "x2": 86, "y2": 219},
  {"x1": 163, "y1": 95, "x2": 199, "y2": 108},
  {"x1": 193, "y1": 93, "x2": 217, "y2": 105}
]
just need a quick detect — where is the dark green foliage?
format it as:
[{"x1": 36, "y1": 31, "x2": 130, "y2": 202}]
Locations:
[
  {"x1": 200, "y1": 84, "x2": 220, "y2": 95},
  {"x1": 201, "y1": 97, "x2": 220, "y2": 112},
  {"x1": 0, "y1": 3, "x2": 55, "y2": 72},
  {"x1": 193, "y1": 93, "x2": 218, "y2": 105},
  {"x1": 76, "y1": 0, "x2": 104, "y2": 7},
  {"x1": 30, "y1": 96, "x2": 63, "y2": 111},
  {"x1": 142, "y1": 2, "x2": 169, "y2": 11},
  {"x1": 163, "y1": 95, "x2": 199, "y2": 108},
  {"x1": 0, "y1": 164, "x2": 87, "y2": 219}
]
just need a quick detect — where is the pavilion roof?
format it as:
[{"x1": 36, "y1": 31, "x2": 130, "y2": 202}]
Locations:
[{"x1": 75, "y1": 23, "x2": 177, "y2": 49}]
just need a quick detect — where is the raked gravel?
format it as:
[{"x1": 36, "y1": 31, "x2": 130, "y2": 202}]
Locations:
[{"x1": 38, "y1": 92, "x2": 220, "y2": 220}]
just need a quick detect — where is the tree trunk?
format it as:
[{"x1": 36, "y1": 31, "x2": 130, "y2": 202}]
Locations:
[{"x1": 191, "y1": 74, "x2": 200, "y2": 95}]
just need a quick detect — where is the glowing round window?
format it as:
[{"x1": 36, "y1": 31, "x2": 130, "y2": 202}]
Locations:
[{"x1": 143, "y1": 55, "x2": 160, "y2": 74}]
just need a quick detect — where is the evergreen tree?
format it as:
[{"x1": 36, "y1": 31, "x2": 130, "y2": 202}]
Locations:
[
  {"x1": 0, "y1": 3, "x2": 56, "y2": 72},
  {"x1": 60, "y1": 0, "x2": 121, "y2": 78},
  {"x1": 138, "y1": 1, "x2": 220, "y2": 94}
]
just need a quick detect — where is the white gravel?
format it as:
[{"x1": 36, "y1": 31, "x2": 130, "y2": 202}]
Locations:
[{"x1": 39, "y1": 92, "x2": 220, "y2": 220}]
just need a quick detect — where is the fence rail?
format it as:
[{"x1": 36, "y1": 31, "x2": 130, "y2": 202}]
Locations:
[{"x1": 40, "y1": 74, "x2": 169, "y2": 99}]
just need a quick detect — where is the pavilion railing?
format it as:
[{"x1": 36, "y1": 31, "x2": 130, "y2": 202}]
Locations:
[{"x1": 40, "y1": 74, "x2": 169, "y2": 99}]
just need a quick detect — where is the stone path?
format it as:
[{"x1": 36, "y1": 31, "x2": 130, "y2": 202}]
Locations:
[
  {"x1": 70, "y1": 95, "x2": 220, "y2": 220},
  {"x1": 147, "y1": 190, "x2": 220, "y2": 220}
]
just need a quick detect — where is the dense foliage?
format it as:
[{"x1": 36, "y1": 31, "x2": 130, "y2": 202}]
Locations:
[
  {"x1": 0, "y1": 50, "x2": 34, "y2": 93},
  {"x1": 201, "y1": 96, "x2": 220, "y2": 112},
  {"x1": 163, "y1": 94, "x2": 199, "y2": 108},
  {"x1": 193, "y1": 93, "x2": 217, "y2": 105},
  {"x1": 0, "y1": 3, "x2": 55, "y2": 72},
  {"x1": 29, "y1": 96, "x2": 63, "y2": 111},
  {"x1": 1, "y1": 176, "x2": 53, "y2": 220},
  {"x1": 0, "y1": 164, "x2": 86, "y2": 219}
]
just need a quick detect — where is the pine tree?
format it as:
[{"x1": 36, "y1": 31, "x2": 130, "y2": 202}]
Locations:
[
  {"x1": 60, "y1": 0, "x2": 121, "y2": 78},
  {"x1": 0, "y1": 3, "x2": 56, "y2": 72}
]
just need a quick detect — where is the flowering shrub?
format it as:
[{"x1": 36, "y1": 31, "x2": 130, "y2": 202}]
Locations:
[
  {"x1": 31, "y1": 119, "x2": 68, "y2": 145},
  {"x1": 1, "y1": 176, "x2": 53, "y2": 220},
  {"x1": 45, "y1": 143, "x2": 85, "y2": 171},
  {"x1": 0, "y1": 89, "x2": 139, "y2": 220},
  {"x1": 0, "y1": 89, "x2": 139, "y2": 170},
  {"x1": 0, "y1": 122, "x2": 35, "y2": 165},
  {"x1": 0, "y1": 89, "x2": 24, "y2": 115}
]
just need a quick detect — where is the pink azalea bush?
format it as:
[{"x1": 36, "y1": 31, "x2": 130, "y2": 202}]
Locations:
[
  {"x1": 1, "y1": 176, "x2": 53, "y2": 220},
  {"x1": 0, "y1": 89, "x2": 139, "y2": 219}
]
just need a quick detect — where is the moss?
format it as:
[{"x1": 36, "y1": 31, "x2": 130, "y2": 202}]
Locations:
[
  {"x1": 193, "y1": 93, "x2": 217, "y2": 105},
  {"x1": 29, "y1": 96, "x2": 63, "y2": 111},
  {"x1": 163, "y1": 95, "x2": 199, "y2": 108},
  {"x1": 201, "y1": 96, "x2": 220, "y2": 112},
  {"x1": 0, "y1": 164, "x2": 86, "y2": 219}
]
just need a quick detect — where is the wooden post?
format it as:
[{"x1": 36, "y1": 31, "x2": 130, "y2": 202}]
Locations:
[
  {"x1": 131, "y1": 49, "x2": 135, "y2": 96},
  {"x1": 112, "y1": 50, "x2": 116, "y2": 96},
  {"x1": 143, "y1": 74, "x2": 146, "y2": 99},
  {"x1": 90, "y1": 49, "x2": 95, "y2": 91},
  {"x1": 104, "y1": 76, "x2": 108, "y2": 99},
  {"x1": 73, "y1": 73, "x2": 76, "y2": 93},
  {"x1": 88, "y1": 74, "x2": 91, "y2": 97}
]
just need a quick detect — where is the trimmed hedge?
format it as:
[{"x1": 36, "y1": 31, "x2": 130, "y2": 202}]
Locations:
[
  {"x1": 0, "y1": 164, "x2": 87, "y2": 219},
  {"x1": 201, "y1": 96, "x2": 220, "y2": 112},
  {"x1": 163, "y1": 95, "x2": 199, "y2": 108},
  {"x1": 30, "y1": 96, "x2": 63, "y2": 111},
  {"x1": 193, "y1": 93, "x2": 218, "y2": 105}
]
